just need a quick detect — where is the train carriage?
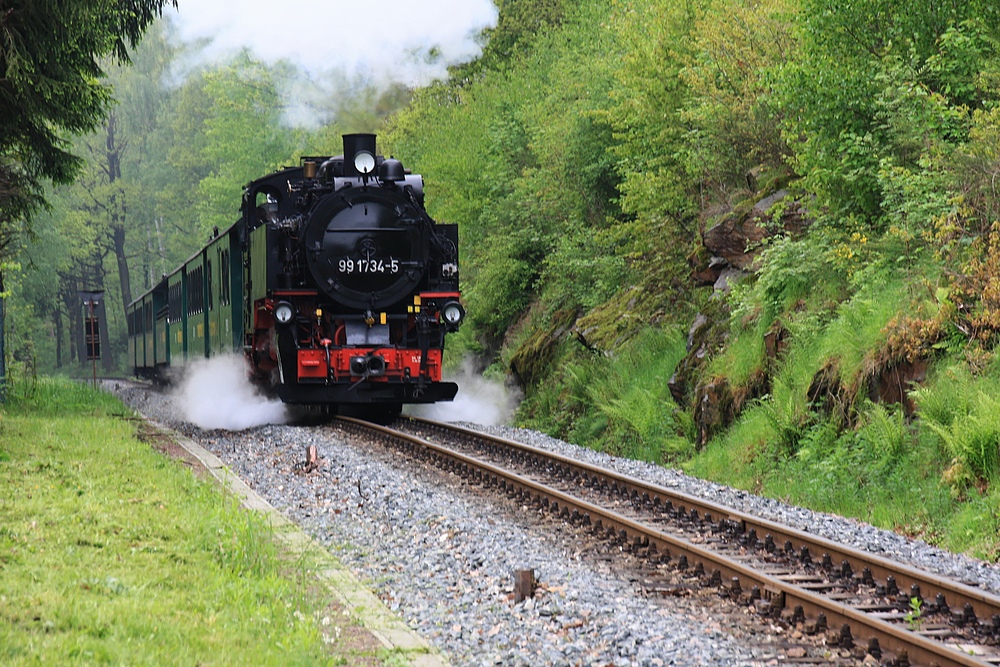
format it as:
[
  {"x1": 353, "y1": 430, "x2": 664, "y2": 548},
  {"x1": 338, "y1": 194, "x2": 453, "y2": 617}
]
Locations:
[
  {"x1": 127, "y1": 285, "x2": 168, "y2": 380},
  {"x1": 165, "y1": 266, "x2": 184, "y2": 362}
]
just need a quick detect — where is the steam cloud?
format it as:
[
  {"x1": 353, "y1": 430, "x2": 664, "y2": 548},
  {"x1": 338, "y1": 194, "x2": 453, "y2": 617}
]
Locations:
[
  {"x1": 171, "y1": 354, "x2": 288, "y2": 430},
  {"x1": 408, "y1": 358, "x2": 520, "y2": 426},
  {"x1": 168, "y1": 0, "x2": 498, "y2": 84},
  {"x1": 169, "y1": 354, "x2": 516, "y2": 428}
]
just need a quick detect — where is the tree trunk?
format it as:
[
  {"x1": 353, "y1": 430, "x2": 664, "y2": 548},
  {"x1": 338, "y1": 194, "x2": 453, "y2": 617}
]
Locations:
[
  {"x1": 114, "y1": 224, "x2": 132, "y2": 308},
  {"x1": 104, "y1": 112, "x2": 133, "y2": 315},
  {"x1": 54, "y1": 306, "x2": 63, "y2": 368}
]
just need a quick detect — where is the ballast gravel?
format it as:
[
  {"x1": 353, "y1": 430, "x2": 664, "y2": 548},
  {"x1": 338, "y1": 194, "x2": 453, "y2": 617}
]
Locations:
[{"x1": 112, "y1": 383, "x2": 1000, "y2": 667}]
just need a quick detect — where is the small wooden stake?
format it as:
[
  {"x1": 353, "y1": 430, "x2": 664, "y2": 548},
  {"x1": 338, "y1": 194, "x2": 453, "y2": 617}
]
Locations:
[{"x1": 514, "y1": 569, "x2": 535, "y2": 603}]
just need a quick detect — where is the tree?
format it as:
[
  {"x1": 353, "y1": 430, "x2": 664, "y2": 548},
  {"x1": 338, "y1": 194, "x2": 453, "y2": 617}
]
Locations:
[
  {"x1": 192, "y1": 54, "x2": 309, "y2": 237},
  {"x1": 0, "y1": 0, "x2": 176, "y2": 389},
  {"x1": 779, "y1": 0, "x2": 1000, "y2": 223},
  {"x1": 0, "y1": 0, "x2": 177, "y2": 258}
]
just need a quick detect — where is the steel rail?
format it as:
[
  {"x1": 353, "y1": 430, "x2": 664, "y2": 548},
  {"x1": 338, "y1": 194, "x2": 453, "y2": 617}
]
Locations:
[
  {"x1": 342, "y1": 416, "x2": 996, "y2": 667},
  {"x1": 405, "y1": 416, "x2": 1000, "y2": 626}
]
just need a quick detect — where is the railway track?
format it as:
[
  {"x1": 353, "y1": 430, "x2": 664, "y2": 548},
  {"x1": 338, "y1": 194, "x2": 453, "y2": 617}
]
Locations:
[{"x1": 337, "y1": 414, "x2": 1000, "y2": 667}]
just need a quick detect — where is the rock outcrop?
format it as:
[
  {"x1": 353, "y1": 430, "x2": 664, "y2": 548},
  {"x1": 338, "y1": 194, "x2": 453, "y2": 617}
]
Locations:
[{"x1": 681, "y1": 190, "x2": 812, "y2": 443}]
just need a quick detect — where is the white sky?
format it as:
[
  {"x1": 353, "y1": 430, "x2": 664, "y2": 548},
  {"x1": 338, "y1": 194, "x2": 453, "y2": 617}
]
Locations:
[{"x1": 168, "y1": 0, "x2": 499, "y2": 84}]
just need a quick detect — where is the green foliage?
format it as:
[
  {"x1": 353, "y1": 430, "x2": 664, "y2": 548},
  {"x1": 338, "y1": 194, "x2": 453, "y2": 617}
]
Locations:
[
  {"x1": 0, "y1": 0, "x2": 175, "y2": 259},
  {"x1": 187, "y1": 54, "x2": 310, "y2": 237},
  {"x1": 465, "y1": 228, "x2": 543, "y2": 341},
  {"x1": 591, "y1": 329, "x2": 694, "y2": 461},
  {"x1": 730, "y1": 235, "x2": 834, "y2": 326},
  {"x1": 711, "y1": 235, "x2": 844, "y2": 391},
  {"x1": 945, "y1": 105, "x2": 1000, "y2": 244},
  {"x1": 479, "y1": 0, "x2": 569, "y2": 66},
  {"x1": 904, "y1": 597, "x2": 923, "y2": 631},
  {"x1": 541, "y1": 228, "x2": 629, "y2": 313},
  {"x1": 387, "y1": 0, "x2": 625, "y2": 352},
  {"x1": 684, "y1": 406, "x2": 779, "y2": 490},
  {"x1": 857, "y1": 402, "x2": 908, "y2": 460},
  {"x1": 779, "y1": 2, "x2": 1000, "y2": 224},
  {"x1": 690, "y1": 397, "x2": 953, "y2": 538},
  {"x1": 594, "y1": 0, "x2": 708, "y2": 296},
  {"x1": 911, "y1": 363, "x2": 981, "y2": 430},
  {"x1": 519, "y1": 328, "x2": 692, "y2": 462},
  {"x1": 754, "y1": 378, "x2": 808, "y2": 453},
  {"x1": 939, "y1": 489, "x2": 1000, "y2": 560},
  {"x1": 914, "y1": 365, "x2": 1000, "y2": 486},
  {"x1": 707, "y1": 322, "x2": 766, "y2": 391},
  {"x1": 679, "y1": 0, "x2": 796, "y2": 200}
]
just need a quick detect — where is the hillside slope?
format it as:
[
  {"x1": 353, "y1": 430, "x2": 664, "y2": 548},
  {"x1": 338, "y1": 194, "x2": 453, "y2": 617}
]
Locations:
[{"x1": 384, "y1": 0, "x2": 1000, "y2": 559}]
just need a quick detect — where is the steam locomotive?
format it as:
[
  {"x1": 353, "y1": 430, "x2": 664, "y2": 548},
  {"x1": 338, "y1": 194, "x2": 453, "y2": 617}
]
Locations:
[{"x1": 126, "y1": 134, "x2": 464, "y2": 417}]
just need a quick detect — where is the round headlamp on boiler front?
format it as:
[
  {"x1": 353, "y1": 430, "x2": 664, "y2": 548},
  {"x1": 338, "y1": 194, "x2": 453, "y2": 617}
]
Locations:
[
  {"x1": 354, "y1": 151, "x2": 376, "y2": 175},
  {"x1": 274, "y1": 301, "x2": 295, "y2": 325}
]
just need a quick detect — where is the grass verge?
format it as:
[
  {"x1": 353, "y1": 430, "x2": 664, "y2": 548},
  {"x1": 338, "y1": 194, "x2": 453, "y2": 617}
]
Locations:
[{"x1": 0, "y1": 377, "x2": 384, "y2": 666}]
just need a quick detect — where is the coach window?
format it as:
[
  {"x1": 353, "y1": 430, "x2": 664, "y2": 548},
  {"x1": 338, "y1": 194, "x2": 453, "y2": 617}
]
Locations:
[
  {"x1": 168, "y1": 282, "x2": 181, "y2": 324},
  {"x1": 206, "y1": 260, "x2": 213, "y2": 311},
  {"x1": 188, "y1": 266, "x2": 204, "y2": 316},
  {"x1": 220, "y1": 249, "x2": 231, "y2": 306}
]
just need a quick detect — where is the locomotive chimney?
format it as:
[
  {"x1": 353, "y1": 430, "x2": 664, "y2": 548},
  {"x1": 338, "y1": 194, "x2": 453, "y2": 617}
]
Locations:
[{"x1": 343, "y1": 133, "x2": 378, "y2": 178}]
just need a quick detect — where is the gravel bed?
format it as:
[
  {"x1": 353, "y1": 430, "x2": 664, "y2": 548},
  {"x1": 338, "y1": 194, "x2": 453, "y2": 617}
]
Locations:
[{"x1": 110, "y1": 381, "x2": 1000, "y2": 666}]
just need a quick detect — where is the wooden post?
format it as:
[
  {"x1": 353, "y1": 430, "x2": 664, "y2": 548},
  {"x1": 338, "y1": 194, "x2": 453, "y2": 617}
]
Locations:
[{"x1": 514, "y1": 569, "x2": 535, "y2": 603}]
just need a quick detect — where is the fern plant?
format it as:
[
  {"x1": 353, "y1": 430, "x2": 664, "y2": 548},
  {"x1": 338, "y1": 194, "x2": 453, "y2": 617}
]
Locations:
[{"x1": 917, "y1": 385, "x2": 1000, "y2": 484}]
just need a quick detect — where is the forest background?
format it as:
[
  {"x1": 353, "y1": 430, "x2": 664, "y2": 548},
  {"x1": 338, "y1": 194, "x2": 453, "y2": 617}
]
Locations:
[{"x1": 5, "y1": 0, "x2": 1000, "y2": 559}]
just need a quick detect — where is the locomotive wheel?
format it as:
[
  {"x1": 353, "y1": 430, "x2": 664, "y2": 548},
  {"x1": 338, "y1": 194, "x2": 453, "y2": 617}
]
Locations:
[
  {"x1": 340, "y1": 403, "x2": 402, "y2": 425},
  {"x1": 287, "y1": 404, "x2": 338, "y2": 426}
]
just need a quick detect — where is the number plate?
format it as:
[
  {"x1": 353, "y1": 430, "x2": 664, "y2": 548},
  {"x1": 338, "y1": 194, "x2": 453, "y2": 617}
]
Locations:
[{"x1": 337, "y1": 257, "x2": 400, "y2": 274}]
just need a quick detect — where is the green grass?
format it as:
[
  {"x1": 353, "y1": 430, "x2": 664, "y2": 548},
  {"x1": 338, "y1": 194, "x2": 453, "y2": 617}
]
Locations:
[
  {"x1": 0, "y1": 377, "x2": 379, "y2": 666},
  {"x1": 706, "y1": 318, "x2": 767, "y2": 389}
]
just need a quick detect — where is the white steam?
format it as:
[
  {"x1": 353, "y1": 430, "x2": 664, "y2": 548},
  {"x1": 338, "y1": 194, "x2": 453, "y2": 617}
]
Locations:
[
  {"x1": 171, "y1": 354, "x2": 288, "y2": 430},
  {"x1": 167, "y1": 353, "x2": 517, "y2": 429},
  {"x1": 408, "y1": 359, "x2": 520, "y2": 426},
  {"x1": 168, "y1": 0, "x2": 498, "y2": 84}
]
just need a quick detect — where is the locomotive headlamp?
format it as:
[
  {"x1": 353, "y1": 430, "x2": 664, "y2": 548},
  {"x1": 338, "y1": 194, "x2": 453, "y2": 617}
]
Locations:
[
  {"x1": 441, "y1": 301, "x2": 465, "y2": 330},
  {"x1": 353, "y1": 150, "x2": 376, "y2": 175},
  {"x1": 274, "y1": 301, "x2": 294, "y2": 325}
]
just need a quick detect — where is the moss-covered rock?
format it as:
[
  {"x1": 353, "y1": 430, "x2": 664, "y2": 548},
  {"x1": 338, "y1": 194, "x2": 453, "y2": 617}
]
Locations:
[{"x1": 508, "y1": 308, "x2": 577, "y2": 389}]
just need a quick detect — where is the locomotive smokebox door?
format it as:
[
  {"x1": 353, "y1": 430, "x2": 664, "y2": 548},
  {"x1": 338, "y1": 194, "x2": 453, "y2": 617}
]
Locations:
[{"x1": 301, "y1": 188, "x2": 424, "y2": 310}]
